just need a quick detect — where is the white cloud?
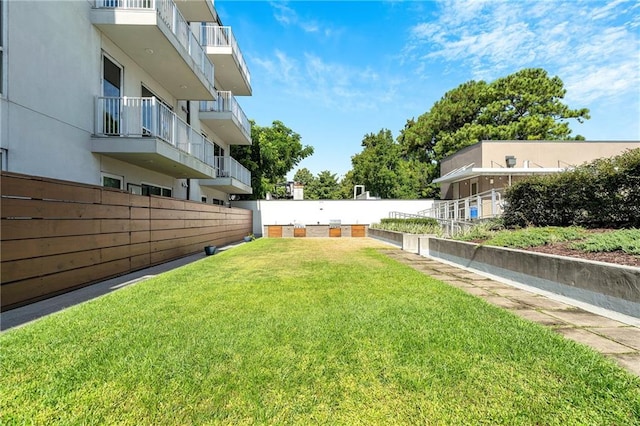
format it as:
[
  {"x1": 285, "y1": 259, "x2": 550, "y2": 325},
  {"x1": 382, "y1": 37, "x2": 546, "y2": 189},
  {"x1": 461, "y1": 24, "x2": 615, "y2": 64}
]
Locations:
[
  {"x1": 405, "y1": 0, "x2": 640, "y2": 106},
  {"x1": 253, "y1": 50, "x2": 400, "y2": 112},
  {"x1": 269, "y1": 1, "x2": 326, "y2": 35}
]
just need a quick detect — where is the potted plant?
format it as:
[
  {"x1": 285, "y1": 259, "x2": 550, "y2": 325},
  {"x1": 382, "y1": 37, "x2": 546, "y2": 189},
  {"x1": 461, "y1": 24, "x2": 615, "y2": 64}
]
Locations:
[{"x1": 204, "y1": 245, "x2": 217, "y2": 256}]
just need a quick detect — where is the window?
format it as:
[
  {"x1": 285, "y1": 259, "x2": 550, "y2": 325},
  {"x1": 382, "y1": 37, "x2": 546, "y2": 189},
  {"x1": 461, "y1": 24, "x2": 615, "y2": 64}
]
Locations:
[
  {"x1": 127, "y1": 183, "x2": 142, "y2": 195},
  {"x1": 140, "y1": 85, "x2": 172, "y2": 136},
  {"x1": 470, "y1": 180, "x2": 478, "y2": 196},
  {"x1": 103, "y1": 55, "x2": 122, "y2": 97},
  {"x1": 142, "y1": 183, "x2": 172, "y2": 197},
  {"x1": 201, "y1": 196, "x2": 207, "y2": 203},
  {"x1": 102, "y1": 55, "x2": 122, "y2": 134},
  {"x1": 102, "y1": 172, "x2": 123, "y2": 189},
  {"x1": 212, "y1": 198, "x2": 225, "y2": 206}
]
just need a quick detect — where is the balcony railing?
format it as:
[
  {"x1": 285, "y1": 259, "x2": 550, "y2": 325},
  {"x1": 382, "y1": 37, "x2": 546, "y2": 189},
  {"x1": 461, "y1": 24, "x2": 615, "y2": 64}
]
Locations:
[
  {"x1": 95, "y1": 96, "x2": 216, "y2": 168},
  {"x1": 201, "y1": 25, "x2": 251, "y2": 87},
  {"x1": 94, "y1": 0, "x2": 215, "y2": 88},
  {"x1": 214, "y1": 156, "x2": 251, "y2": 187},
  {"x1": 200, "y1": 91, "x2": 251, "y2": 140}
]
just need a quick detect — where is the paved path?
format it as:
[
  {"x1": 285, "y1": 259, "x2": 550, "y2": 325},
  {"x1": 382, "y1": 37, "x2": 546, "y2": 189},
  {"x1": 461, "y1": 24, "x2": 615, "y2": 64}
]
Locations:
[{"x1": 382, "y1": 249, "x2": 640, "y2": 377}]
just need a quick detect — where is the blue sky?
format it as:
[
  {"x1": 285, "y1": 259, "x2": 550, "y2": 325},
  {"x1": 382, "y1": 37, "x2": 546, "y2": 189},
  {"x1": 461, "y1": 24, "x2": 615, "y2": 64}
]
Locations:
[{"x1": 216, "y1": 0, "x2": 640, "y2": 179}]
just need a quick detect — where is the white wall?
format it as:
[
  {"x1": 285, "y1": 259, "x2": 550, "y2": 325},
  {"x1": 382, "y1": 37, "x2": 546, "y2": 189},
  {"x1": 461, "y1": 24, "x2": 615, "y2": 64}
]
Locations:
[
  {"x1": 5, "y1": 0, "x2": 102, "y2": 183},
  {"x1": 231, "y1": 199, "x2": 435, "y2": 236}
]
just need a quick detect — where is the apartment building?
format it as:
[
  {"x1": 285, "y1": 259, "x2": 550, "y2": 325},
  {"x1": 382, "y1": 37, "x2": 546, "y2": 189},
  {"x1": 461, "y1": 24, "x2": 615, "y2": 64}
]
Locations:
[{"x1": 0, "y1": 0, "x2": 252, "y2": 205}]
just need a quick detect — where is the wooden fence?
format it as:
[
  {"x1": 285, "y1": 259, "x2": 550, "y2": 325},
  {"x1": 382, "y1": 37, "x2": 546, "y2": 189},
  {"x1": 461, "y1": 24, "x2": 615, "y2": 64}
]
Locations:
[{"x1": 0, "y1": 172, "x2": 252, "y2": 310}]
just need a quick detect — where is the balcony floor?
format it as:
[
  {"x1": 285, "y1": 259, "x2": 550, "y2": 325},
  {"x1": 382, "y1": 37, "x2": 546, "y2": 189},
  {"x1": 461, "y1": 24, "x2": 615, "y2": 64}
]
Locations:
[
  {"x1": 91, "y1": 136, "x2": 216, "y2": 179},
  {"x1": 199, "y1": 111, "x2": 251, "y2": 146},
  {"x1": 200, "y1": 177, "x2": 252, "y2": 194}
]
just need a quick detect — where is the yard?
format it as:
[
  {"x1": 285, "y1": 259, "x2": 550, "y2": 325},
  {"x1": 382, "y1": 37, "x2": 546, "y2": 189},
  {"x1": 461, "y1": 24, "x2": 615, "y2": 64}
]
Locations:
[{"x1": 1, "y1": 239, "x2": 638, "y2": 424}]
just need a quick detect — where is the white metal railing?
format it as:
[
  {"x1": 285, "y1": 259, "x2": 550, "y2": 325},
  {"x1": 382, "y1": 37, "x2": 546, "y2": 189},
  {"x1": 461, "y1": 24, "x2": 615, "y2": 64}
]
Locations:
[
  {"x1": 214, "y1": 156, "x2": 251, "y2": 187},
  {"x1": 420, "y1": 189, "x2": 504, "y2": 221},
  {"x1": 94, "y1": 0, "x2": 215, "y2": 88},
  {"x1": 201, "y1": 25, "x2": 251, "y2": 88},
  {"x1": 95, "y1": 96, "x2": 218, "y2": 168},
  {"x1": 388, "y1": 189, "x2": 504, "y2": 222},
  {"x1": 199, "y1": 91, "x2": 251, "y2": 140}
]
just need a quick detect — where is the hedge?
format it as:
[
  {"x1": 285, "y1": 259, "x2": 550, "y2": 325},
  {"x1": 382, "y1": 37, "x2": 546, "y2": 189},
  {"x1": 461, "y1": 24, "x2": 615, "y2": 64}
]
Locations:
[
  {"x1": 503, "y1": 148, "x2": 640, "y2": 228},
  {"x1": 380, "y1": 218, "x2": 439, "y2": 226}
]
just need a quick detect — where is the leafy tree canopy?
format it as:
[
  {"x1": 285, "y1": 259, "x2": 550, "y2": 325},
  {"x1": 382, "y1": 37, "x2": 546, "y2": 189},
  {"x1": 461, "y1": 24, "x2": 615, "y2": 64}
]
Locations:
[
  {"x1": 345, "y1": 129, "x2": 432, "y2": 199},
  {"x1": 399, "y1": 68, "x2": 590, "y2": 185},
  {"x1": 232, "y1": 120, "x2": 314, "y2": 199},
  {"x1": 293, "y1": 168, "x2": 343, "y2": 200},
  {"x1": 293, "y1": 168, "x2": 315, "y2": 188}
]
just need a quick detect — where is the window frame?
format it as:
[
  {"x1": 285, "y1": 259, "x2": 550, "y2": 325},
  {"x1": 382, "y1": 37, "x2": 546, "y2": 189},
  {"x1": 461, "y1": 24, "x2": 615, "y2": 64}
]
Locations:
[
  {"x1": 141, "y1": 182, "x2": 172, "y2": 198},
  {"x1": 101, "y1": 172, "x2": 124, "y2": 190}
]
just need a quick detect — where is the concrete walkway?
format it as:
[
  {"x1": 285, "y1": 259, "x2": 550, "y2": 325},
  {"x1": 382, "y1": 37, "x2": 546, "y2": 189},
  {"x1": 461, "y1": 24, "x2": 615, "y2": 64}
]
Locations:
[
  {"x1": 382, "y1": 249, "x2": 640, "y2": 377},
  {"x1": 1, "y1": 242, "x2": 244, "y2": 331}
]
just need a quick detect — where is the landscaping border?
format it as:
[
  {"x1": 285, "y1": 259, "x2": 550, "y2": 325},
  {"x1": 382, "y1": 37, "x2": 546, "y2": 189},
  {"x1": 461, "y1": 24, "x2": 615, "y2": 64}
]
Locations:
[{"x1": 419, "y1": 237, "x2": 640, "y2": 319}]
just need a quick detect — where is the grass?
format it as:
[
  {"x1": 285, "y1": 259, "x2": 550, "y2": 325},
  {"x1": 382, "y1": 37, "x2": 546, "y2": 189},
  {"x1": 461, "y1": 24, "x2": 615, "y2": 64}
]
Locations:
[{"x1": 1, "y1": 239, "x2": 638, "y2": 424}]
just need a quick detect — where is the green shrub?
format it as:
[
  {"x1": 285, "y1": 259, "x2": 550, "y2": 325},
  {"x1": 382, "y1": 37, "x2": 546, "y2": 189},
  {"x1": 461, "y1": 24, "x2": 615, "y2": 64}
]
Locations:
[
  {"x1": 570, "y1": 229, "x2": 640, "y2": 255},
  {"x1": 380, "y1": 218, "x2": 439, "y2": 226},
  {"x1": 483, "y1": 226, "x2": 587, "y2": 248},
  {"x1": 373, "y1": 218, "x2": 441, "y2": 235},
  {"x1": 454, "y1": 219, "x2": 505, "y2": 242},
  {"x1": 503, "y1": 148, "x2": 640, "y2": 229}
]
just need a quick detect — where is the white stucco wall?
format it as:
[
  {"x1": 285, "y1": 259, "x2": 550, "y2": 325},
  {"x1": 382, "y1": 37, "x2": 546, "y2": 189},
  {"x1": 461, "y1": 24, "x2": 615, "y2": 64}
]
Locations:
[
  {"x1": 5, "y1": 0, "x2": 102, "y2": 183},
  {"x1": 231, "y1": 199, "x2": 435, "y2": 236},
  {"x1": 2, "y1": 0, "x2": 233, "y2": 201}
]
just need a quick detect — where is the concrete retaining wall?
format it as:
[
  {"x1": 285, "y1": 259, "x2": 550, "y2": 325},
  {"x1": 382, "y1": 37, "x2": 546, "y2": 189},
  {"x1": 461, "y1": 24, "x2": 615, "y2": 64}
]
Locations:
[
  {"x1": 368, "y1": 229, "x2": 435, "y2": 254},
  {"x1": 423, "y1": 238, "x2": 640, "y2": 318}
]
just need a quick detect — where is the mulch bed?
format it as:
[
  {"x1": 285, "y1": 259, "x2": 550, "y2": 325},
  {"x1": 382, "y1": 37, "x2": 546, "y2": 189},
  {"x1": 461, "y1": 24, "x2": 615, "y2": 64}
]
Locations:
[
  {"x1": 525, "y1": 243, "x2": 640, "y2": 268},
  {"x1": 469, "y1": 229, "x2": 640, "y2": 268}
]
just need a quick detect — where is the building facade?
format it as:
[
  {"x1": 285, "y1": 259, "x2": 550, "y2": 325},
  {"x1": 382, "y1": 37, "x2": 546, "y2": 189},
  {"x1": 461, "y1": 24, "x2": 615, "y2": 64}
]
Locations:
[
  {"x1": 434, "y1": 141, "x2": 640, "y2": 200},
  {"x1": 0, "y1": 0, "x2": 252, "y2": 205}
]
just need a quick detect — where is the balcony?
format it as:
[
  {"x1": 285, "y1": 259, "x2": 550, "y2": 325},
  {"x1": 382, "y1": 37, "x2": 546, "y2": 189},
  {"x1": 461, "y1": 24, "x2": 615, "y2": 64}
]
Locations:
[
  {"x1": 173, "y1": 0, "x2": 217, "y2": 22},
  {"x1": 199, "y1": 91, "x2": 251, "y2": 145},
  {"x1": 200, "y1": 156, "x2": 252, "y2": 194},
  {"x1": 201, "y1": 25, "x2": 252, "y2": 95},
  {"x1": 92, "y1": 96, "x2": 217, "y2": 178},
  {"x1": 91, "y1": 0, "x2": 216, "y2": 100}
]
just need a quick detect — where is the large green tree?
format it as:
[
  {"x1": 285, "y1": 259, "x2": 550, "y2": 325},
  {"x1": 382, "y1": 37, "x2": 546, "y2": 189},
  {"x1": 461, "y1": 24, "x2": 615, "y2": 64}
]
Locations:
[
  {"x1": 306, "y1": 170, "x2": 341, "y2": 200},
  {"x1": 293, "y1": 168, "x2": 315, "y2": 188},
  {"x1": 399, "y1": 68, "x2": 590, "y2": 187},
  {"x1": 232, "y1": 120, "x2": 314, "y2": 199},
  {"x1": 345, "y1": 129, "x2": 428, "y2": 199},
  {"x1": 293, "y1": 168, "x2": 343, "y2": 200}
]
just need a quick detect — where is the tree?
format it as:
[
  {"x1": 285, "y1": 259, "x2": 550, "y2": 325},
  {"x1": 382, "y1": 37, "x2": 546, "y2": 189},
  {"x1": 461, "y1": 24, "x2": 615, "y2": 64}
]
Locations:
[
  {"x1": 305, "y1": 170, "x2": 341, "y2": 200},
  {"x1": 231, "y1": 120, "x2": 314, "y2": 199},
  {"x1": 399, "y1": 68, "x2": 590, "y2": 188},
  {"x1": 293, "y1": 168, "x2": 315, "y2": 188},
  {"x1": 347, "y1": 129, "x2": 427, "y2": 199}
]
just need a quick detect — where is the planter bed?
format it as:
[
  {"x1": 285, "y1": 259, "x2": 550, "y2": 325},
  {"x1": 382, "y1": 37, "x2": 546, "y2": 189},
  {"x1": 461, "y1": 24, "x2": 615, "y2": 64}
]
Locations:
[{"x1": 420, "y1": 237, "x2": 640, "y2": 319}]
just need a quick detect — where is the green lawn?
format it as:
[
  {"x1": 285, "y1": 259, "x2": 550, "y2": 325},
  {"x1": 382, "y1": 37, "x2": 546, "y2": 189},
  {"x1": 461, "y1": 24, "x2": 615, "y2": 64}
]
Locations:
[{"x1": 1, "y1": 239, "x2": 638, "y2": 424}]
